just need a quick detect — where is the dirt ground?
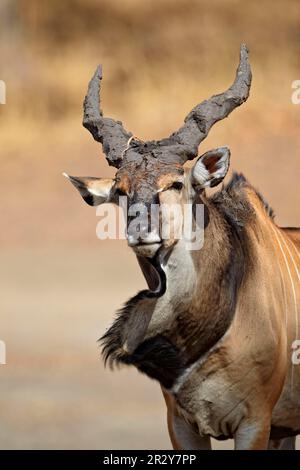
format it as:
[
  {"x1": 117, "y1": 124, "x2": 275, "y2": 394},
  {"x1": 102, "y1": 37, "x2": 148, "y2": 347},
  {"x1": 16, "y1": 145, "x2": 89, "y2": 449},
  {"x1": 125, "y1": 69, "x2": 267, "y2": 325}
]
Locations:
[
  {"x1": 0, "y1": 245, "x2": 298, "y2": 449},
  {"x1": 0, "y1": 245, "x2": 230, "y2": 449}
]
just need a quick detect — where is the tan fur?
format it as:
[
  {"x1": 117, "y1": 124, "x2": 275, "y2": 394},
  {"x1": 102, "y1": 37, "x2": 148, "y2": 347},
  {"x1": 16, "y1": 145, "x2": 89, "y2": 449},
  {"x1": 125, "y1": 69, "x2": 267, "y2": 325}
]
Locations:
[
  {"x1": 115, "y1": 175, "x2": 131, "y2": 196},
  {"x1": 166, "y1": 188, "x2": 300, "y2": 449},
  {"x1": 161, "y1": 388, "x2": 182, "y2": 450}
]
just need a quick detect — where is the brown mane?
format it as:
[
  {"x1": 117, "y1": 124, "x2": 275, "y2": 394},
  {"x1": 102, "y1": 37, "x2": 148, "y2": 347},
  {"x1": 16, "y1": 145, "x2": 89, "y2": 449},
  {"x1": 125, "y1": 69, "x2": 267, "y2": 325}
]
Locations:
[{"x1": 211, "y1": 172, "x2": 275, "y2": 232}]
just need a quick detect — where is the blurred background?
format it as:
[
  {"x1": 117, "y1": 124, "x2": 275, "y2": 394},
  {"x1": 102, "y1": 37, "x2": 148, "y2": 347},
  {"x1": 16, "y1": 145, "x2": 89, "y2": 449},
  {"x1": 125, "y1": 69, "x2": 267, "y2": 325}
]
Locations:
[{"x1": 0, "y1": 0, "x2": 299, "y2": 449}]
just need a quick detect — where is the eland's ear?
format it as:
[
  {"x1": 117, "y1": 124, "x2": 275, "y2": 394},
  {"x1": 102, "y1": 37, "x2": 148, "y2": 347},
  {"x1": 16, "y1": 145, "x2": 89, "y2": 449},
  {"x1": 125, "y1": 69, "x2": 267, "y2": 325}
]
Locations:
[
  {"x1": 63, "y1": 173, "x2": 114, "y2": 206},
  {"x1": 192, "y1": 147, "x2": 230, "y2": 189}
]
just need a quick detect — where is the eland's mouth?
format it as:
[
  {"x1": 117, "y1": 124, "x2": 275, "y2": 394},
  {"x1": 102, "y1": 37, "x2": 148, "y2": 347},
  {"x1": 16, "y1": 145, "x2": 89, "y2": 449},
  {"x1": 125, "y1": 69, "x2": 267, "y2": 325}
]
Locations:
[
  {"x1": 127, "y1": 232, "x2": 162, "y2": 259},
  {"x1": 137, "y1": 253, "x2": 165, "y2": 297},
  {"x1": 127, "y1": 233, "x2": 162, "y2": 247},
  {"x1": 131, "y1": 242, "x2": 161, "y2": 258},
  {"x1": 135, "y1": 245, "x2": 172, "y2": 298}
]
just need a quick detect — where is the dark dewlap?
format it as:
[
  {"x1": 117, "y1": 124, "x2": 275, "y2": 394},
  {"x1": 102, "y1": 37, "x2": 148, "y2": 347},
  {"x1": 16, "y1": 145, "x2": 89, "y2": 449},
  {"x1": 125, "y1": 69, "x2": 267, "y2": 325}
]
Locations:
[
  {"x1": 100, "y1": 289, "x2": 187, "y2": 389},
  {"x1": 119, "y1": 335, "x2": 186, "y2": 389}
]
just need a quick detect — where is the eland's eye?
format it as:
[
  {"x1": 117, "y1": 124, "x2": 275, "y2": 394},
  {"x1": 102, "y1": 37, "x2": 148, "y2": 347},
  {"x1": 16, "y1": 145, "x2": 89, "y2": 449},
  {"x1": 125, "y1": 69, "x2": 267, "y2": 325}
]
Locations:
[
  {"x1": 169, "y1": 181, "x2": 183, "y2": 191},
  {"x1": 115, "y1": 187, "x2": 127, "y2": 197}
]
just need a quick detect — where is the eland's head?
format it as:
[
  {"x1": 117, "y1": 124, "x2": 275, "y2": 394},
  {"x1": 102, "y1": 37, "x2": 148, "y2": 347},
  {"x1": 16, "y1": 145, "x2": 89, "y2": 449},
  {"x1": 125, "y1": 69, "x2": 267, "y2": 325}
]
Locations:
[{"x1": 65, "y1": 45, "x2": 251, "y2": 293}]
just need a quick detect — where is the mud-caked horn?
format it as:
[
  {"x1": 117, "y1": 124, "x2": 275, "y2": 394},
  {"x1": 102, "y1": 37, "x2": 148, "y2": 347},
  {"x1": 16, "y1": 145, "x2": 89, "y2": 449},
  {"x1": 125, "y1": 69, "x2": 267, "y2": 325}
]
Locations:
[
  {"x1": 83, "y1": 65, "x2": 132, "y2": 168},
  {"x1": 166, "y1": 44, "x2": 252, "y2": 162}
]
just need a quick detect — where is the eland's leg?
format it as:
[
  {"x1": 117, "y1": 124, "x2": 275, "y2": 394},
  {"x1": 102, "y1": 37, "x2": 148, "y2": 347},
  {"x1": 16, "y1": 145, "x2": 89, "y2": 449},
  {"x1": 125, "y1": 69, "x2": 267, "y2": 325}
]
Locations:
[
  {"x1": 234, "y1": 417, "x2": 271, "y2": 450},
  {"x1": 162, "y1": 387, "x2": 211, "y2": 450},
  {"x1": 268, "y1": 436, "x2": 296, "y2": 450},
  {"x1": 170, "y1": 413, "x2": 211, "y2": 450}
]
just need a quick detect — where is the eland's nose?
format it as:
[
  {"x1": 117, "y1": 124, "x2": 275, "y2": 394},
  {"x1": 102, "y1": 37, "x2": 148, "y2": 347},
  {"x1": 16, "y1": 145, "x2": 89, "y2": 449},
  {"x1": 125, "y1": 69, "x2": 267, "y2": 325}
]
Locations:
[
  {"x1": 126, "y1": 198, "x2": 161, "y2": 246},
  {"x1": 127, "y1": 224, "x2": 161, "y2": 246}
]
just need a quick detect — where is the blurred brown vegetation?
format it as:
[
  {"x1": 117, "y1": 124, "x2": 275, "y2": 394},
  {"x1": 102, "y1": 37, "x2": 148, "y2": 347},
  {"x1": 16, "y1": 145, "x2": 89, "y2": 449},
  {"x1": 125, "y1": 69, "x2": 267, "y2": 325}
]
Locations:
[
  {"x1": 0, "y1": 0, "x2": 299, "y2": 449},
  {"x1": 0, "y1": 0, "x2": 300, "y2": 246}
]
